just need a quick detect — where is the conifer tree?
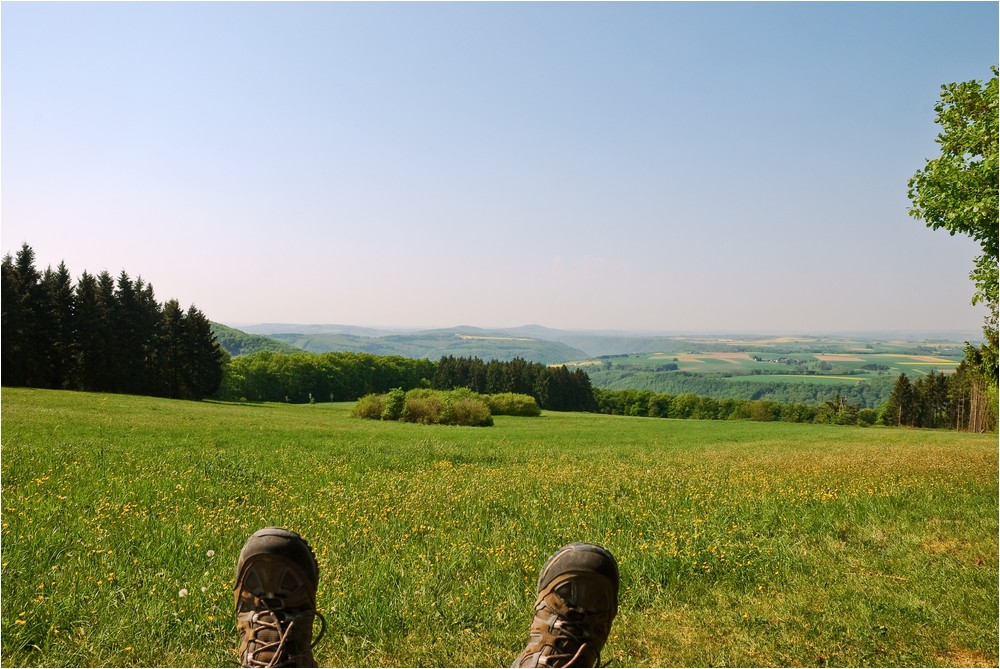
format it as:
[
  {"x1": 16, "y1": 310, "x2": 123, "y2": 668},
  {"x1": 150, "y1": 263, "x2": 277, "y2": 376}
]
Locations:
[
  {"x1": 4, "y1": 244, "x2": 46, "y2": 386},
  {"x1": 74, "y1": 271, "x2": 114, "y2": 391},
  {"x1": 1, "y1": 252, "x2": 23, "y2": 386},
  {"x1": 1, "y1": 244, "x2": 224, "y2": 400},
  {"x1": 41, "y1": 262, "x2": 76, "y2": 389},
  {"x1": 183, "y1": 305, "x2": 225, "y2": 399},
  {"x1": 160, "y1": 299, "x2": 188, "y2": 398},
  {"x1": 880, "y1": 374, "x2": 915, "y2": 427}
]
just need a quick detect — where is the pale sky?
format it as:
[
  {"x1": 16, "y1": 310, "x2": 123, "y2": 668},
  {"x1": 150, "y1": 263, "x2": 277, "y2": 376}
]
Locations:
[{"x1": 2, "y1": 2, "x2": 996, "y2": 333}]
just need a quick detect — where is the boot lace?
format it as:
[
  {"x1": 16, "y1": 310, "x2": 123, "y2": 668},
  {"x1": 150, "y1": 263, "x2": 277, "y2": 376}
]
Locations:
[
  {"x1": 242, "y1": 602, "x2": 327, "y2": 668},
  {"x1": 538, "y1": 606, "x2": 596, "y2": 667}
]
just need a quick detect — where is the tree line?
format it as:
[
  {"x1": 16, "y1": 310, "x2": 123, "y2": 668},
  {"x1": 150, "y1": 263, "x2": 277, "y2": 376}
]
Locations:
[
  {"x1": 1, "y1": 244, "x2": 223, "y2": 400},
  {"x1": 4, "y1": 241, "x2": 992, "y2": 430},
  {"x1": 431, "y1": 355, "x2": 598, "y2": 412},
  {"x1": 584, "y1": 368, "x2": 895, "y2": 409},
  {"x1": 594, "y1": 366, "x2": 994, "y2": 430},
  {"x1": 593, "y1": 388, "x2": 879, "y2": 426},
  {"x1": 880, "y1": 367, "x2": 995, "y2": 430},
  {"x1": 217, "y1": 351, "x2": 435, "y2": 403},
  {"x1": 215, "y1": 352, "x2": 599, "y2": 413}
]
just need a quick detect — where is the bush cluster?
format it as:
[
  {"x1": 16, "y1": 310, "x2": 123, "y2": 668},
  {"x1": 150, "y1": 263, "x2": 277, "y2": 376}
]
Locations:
[
  {"x1": 433, "y1": 355, "x2": 595, "y2": 412},
  {"x1": 352, "y1": 388, "x2": 494, "y2": 427},
  {"x1": 484, "y1": 392, "x2": 542, "y2": 417}
]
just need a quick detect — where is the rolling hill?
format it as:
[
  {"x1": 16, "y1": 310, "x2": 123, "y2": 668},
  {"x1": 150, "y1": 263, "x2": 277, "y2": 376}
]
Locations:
[
  {"x1": 210, "y1": 323, "x2": 300, "y2": 356},
  {"x1": 221, "y1": 324, "x2": 589, "y2": 364}
]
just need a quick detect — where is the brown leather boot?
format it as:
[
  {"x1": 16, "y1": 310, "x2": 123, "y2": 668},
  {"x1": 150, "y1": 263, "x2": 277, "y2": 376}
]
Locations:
[
  {"x1": 513, "y1": 543, "x2": 619, "y2": 667},
  {"x1": 234, "y1": 527, "x2": 325, "y2": 667}
]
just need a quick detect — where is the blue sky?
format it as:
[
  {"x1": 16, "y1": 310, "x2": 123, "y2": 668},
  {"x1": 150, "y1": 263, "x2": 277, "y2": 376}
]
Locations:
[{"x1": 2, "y1": 2, "x2": 996, "y2": 333}]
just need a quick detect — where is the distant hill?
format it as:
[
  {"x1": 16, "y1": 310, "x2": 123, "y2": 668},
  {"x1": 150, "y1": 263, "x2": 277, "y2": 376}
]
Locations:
[
  {"x1": 237, "y1": 323, "x2": 413, "y2": 337},
  {"x1": 235, "y1": 323, "x2": 704, "y2": 358},
  {"x1": 218, "y1": 323, "x2": 587, "y2": 363},
  {"x1": 211, "y1": 323, "x2": 300, "y2": 356},
  {"x1": 263, "y1": 327, "x2": 589, "y2": 364},
  {"x1": 223, "y1": 323, "x2": 983, "y2": 362}
]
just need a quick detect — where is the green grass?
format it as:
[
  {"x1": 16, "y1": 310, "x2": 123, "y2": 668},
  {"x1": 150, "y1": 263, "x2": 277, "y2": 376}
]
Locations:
[{"x1": 2, "y1": 388, "x2": 997, "y2": 667}]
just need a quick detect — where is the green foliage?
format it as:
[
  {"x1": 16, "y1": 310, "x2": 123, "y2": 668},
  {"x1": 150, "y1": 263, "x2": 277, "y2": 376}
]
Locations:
[
  {"x1": 908, "y1": 67, "x2": 999, "y2": 429},
  {"x1": 857, "y1": 408, "x2": 879, "y2": 427},
  {"x1": 353, "y1": 388, "x2": 494, "y2": 427},
  {"x1": 485, "y1": 393, "x2": 541, "y2": 417},
  {"x1": 908, "y1": 66, "x2": 998, "y2": 311},
  {"x1": 217, "y1": 351, "x2": 435, "y2": 404},
  {"x1": 748, "y1": 399, "x2": 778, "y2": 422},
  {"x1": 210, "y1": 323, "x2": 300, "y2": 356},
  {"x1": 356, "y1": 389, "x2": 540, "y2": 423},
  {"x1": 595, "y1": 368, "x2": 992, "y2": 431},
  {"x1": 381, "y1": 387, "x2": 406, "y2": 421},
  {"x1": 2, "y1": 389, "x2": 996, "y2": 667},
  {"x1": 401, "y1": 388, "x2": 447, "y2": 424},
  {"x1": 442, "y1": 392, "x2": 494, "y2": 428},
  {"x1": 350, "y1": 393, "x2": 384, "y2": 420},
  {"x1": 874, "y1": 370, "x2": 994, "y2": 430},
  {"x1": 434, "y1": 356, "x2": 596, "y2": 412},
  {"x1": 950, "y1": 355, "x2": 999, "y2": 432},
  {"x1": 585, "y1": 366, "x2": 896, "y2": 408}
]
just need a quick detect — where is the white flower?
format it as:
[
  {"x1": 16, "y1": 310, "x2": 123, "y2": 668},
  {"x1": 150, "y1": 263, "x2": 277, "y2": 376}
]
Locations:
[
  {"x1": 206, "y1": 550, "x2": 215, "y2": 558},
  {"x1": 178, "y1": 588, "x2": 188, "y2": 598}
]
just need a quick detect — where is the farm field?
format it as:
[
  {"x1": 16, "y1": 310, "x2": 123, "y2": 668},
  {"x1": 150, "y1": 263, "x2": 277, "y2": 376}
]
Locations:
[
  {"x1": 1, "y1": 388, "x2": 997, "y2": 667},
  {"x1": 576, "y1": 341, "x2": 969, "y2": 407},
  {"x1": 581, "y1": 351, "x2": 963, "y2": 377},
  {"x1": 725, "y1": 374, "x2": 870, "y2": 385}
]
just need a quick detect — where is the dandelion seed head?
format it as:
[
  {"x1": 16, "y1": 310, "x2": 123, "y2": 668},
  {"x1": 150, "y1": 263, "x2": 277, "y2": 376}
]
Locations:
[
  {"x1": 178, "y1": 588, "x2": 189, "y2": 598},
  {"x1": 206, "y1": 550, "x2": 215, "y2": 558}
]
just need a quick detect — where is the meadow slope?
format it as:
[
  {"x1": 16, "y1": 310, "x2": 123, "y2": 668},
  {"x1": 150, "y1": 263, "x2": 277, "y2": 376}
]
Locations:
[{"x1": 1, "y1": 388, "x2": 996, "y2": 667}]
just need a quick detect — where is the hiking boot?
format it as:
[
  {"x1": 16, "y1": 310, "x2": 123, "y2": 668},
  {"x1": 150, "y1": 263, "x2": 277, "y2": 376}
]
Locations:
[
  {"x1": 513, "y1": 543, "x2": 619, "y2": 668},
  {"x1": 234, "y1": 527, "x2": 326, "y2": 668}
]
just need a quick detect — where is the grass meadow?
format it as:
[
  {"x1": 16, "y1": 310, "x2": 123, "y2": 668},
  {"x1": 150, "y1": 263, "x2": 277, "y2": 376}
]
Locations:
[{"x1": 1, "y1": 388, "x2": 997, "y2": 667}]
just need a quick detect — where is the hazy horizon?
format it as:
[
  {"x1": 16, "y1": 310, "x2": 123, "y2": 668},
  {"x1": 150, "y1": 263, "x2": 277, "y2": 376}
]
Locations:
[
  {"x1": 3, "y1": 2, "x2": 996, "y2": 333},
  {"x1": 225, "y1": 320, "x2": 985, "y2": 340}
]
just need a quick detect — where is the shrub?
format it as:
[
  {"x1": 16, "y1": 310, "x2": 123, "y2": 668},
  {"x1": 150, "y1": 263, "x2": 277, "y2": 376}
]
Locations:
[
  {"x1": 353, "y1": 388, "x2": 494, "y2": 427},
  {"x1": 486, "y1": 392, "x2": 541, "y2": 417},
  {"x1": 381, "y1": 387, "x2": 406, "y2": 421},
  {"x1": 857, "y1": 408, "x2": 878, "y2": 427},
  {"x1": 749, "y1": 399, "x2": 778, "y2": 422},
  {"x1": 352, "y1": 393, "x2": 384, "y2": 420},
  {"x1": 403, "y1": 389, "x2": 446, "y2": 425},
  {"x1": 444, "y1": 394, "x2": 493, "y2": 427}
]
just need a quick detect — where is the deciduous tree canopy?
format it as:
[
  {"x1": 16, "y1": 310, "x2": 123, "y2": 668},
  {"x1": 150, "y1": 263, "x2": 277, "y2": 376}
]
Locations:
[
  {"x1": 908, "y1": 66, "x2": 998, "y2": 311},
  {"x1": 908, "y1": 66, "x2": 999, "y2": 431}
]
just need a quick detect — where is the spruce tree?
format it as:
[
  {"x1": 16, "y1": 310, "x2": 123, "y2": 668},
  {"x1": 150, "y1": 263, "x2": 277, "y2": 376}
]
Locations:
[
  {"x1": 41, "y1": 262, "x2": 76, "y2": 389},
  {"x1": 1, "y1": 252, "x2": 22, "y2": 386},
  {"x1": 74, "y1": 271, "x2": 114, "y2": 391},
  {"x1": 7, "y1": 244, "x2": 45, "y2": 386},
  {"x1": 881, "y1": 374, "x2": 915, "y2": 427},
  {"x1": 183, "y1": 306, "x2": 224, "y2": 400}
]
